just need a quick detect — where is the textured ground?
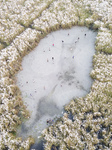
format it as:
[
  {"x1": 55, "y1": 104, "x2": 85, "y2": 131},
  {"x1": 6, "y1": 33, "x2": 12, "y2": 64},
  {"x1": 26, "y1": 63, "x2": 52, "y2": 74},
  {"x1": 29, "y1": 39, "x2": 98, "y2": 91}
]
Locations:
[{"x1": 0, "y1": 0, "x2": 112, "y2": 150}]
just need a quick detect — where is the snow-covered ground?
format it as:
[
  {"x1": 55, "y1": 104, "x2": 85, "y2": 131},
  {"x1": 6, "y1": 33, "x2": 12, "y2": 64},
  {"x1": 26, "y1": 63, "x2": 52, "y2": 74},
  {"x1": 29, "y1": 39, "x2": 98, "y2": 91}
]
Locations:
[{"x1": 16, "y1": 26, "x2": 97, "y2": 142}]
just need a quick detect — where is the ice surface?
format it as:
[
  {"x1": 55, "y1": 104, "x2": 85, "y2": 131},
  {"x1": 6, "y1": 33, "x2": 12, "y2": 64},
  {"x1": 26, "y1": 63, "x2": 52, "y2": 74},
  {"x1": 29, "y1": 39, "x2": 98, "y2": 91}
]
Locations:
[{"x1": 16, "y1": 26, "x2": 97, "y2": 142}]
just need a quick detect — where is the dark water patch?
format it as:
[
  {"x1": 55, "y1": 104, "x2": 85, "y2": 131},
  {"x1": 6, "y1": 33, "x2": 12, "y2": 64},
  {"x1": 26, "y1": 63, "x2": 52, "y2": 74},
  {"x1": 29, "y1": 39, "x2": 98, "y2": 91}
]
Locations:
[
  {"x1": 86, "y1": 126, "x2": 92, "y2": 133},
  {"x1": 30, "y1": 140, "x2": 44, "y2": 150},
  {"x1": 68, "y1": 111, "x2": 74, "y2": 121}
]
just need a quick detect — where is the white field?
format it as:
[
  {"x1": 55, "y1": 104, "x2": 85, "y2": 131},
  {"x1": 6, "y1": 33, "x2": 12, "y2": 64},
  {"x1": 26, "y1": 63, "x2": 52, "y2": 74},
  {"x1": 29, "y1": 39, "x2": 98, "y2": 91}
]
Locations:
[{"x1": 16, "y1": 26, "x2": 97, "y2": 141}]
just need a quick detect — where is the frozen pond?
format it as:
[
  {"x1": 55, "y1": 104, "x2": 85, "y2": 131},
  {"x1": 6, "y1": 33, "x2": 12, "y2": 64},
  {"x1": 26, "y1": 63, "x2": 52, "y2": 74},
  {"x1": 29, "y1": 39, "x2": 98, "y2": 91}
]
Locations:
[{"x1": 16, "y1": 26, "x2": 97, "y2": 142}]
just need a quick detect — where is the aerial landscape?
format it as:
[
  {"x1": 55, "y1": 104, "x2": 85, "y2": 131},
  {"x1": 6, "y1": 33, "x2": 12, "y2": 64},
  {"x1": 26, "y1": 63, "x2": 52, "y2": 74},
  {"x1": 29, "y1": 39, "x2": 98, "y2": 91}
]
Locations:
[{"x1": 0, "y1": 0, "x2": 112, "y2": 150}]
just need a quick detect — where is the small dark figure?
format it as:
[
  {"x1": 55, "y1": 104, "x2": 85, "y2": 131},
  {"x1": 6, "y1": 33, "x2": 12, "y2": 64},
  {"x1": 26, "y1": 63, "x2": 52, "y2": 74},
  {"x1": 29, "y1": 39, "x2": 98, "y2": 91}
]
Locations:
[
  {"x1": 52, "y1": 57, "x2": 54, "y2": 60},
  {"x1": 26, "y1": 81, "x2": 28, "y2": 84},
  {"x1": 78, "y1": 37, "x2": 79, "y2": 39},
  {"x1": 47, "y1": 119, "x2": 53, "y2": 125},
  {"x1": 62, "y1": 40, "x2": 64, "y2": 42},
  {"x1": 46, "y1": 120, "x2": 49, "y2": 124},
  {"x1": 68, "y1": 33, "x2": 69, "y2": 36},
  {"x1": 85, "y1": 34, "x2": 86, "y2": 36}
]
